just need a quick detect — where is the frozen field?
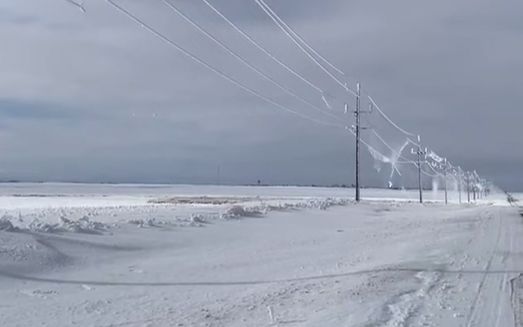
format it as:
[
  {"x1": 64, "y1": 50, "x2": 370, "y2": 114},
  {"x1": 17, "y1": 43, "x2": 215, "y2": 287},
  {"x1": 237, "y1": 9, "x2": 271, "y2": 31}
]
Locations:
[{"x1": 0, "y1": 183, "x2": 522, "y2": 326}]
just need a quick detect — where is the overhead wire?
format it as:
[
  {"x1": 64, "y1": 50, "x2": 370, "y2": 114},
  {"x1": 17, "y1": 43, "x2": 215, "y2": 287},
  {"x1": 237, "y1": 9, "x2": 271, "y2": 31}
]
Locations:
[
  {"x1": 361, "y1": 111, "x2": 443, "y2": 179},
  {"x1": 105, "y1": 0, "x2": 482, "y2": 188},
  {"x1": 161, "y1": 0, "x2": 343, "y2": 122},
  {"x1": 255, "y1": 0, "x2": 476, "y2": 184},
  {"x1": 255, "y1": 0, "x2": 357, "y2": 97},
  {"x1": 255, "y1": 0, "x2": 426, "y2": 147},
  {"x1": 106, "y1": 0, "x2": 342, "y2": 127},
  {"x1": 199, "y1": 0, "x2": 325, "y2": 95},
  {"x1": 64, "y1": 0, "x2": 86, "y2": 12},
  {"x1": 367, "y1": 95, "x2": 417, "y2": 138},
  {"x1": 255, "y1": 1, "x2": 420, "y2": 140},
  {"x1": 257, "y1": 0, "x2": 346, "y2": 77}
]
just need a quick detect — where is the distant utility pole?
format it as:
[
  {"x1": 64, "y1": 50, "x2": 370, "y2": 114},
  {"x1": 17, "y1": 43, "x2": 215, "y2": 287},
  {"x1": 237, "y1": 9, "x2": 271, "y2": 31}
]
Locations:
[
  {"x1": 458, "y1": 167, "x2": 462, "y2": 204},
  {"x1": 473, "y1": 172, "x2": 477, "y2": 201},
  {"x1": 415, "y1": 136, "x2": 423, "y2": 204},
  {"x1": 466, "y1": 172, "x2": 471, "y2": 203},
  {"x1": 444, "y1": 158, "x2": 448, "y2": 205},
  {"x1": 355, "y1": 82, "x2": 361, "y2": 202}
]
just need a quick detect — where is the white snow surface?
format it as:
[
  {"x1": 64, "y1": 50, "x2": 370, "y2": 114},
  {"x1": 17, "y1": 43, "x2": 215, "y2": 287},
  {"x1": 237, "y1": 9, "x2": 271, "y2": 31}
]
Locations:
[{"x1": 0, "y1": 183, "x2": 522, "y2": 326}]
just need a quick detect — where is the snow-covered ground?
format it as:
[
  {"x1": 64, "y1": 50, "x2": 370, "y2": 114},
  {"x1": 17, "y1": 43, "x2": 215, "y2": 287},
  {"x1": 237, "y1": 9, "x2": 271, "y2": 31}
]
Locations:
[{"x1": 0, "y1": 183, "x2": 522, "y2": 326}]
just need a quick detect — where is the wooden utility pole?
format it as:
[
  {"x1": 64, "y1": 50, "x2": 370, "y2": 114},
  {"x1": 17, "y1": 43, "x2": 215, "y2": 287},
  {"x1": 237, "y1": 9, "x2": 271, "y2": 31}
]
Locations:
[
  {"x1": 444, "y1": 159, "x2": 448, "y2": 205},
  {"x1": 416, "y1": 136, "x2": 423, "y2": 204},
  {"x1": 458, "y1": 167, "x2": 462, "y2": 204},
  {"x1": 355, "y1": 83, "x2": 361, "y2": 202},
  {"x1": 467, "y1": 173, "x2": 471, "y2": 203}
]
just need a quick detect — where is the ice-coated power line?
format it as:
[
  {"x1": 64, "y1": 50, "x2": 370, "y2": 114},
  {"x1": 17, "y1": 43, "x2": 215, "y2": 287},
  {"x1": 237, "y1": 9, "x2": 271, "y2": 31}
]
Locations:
[
  {"x1": 360, "y1": 111, "x2": 415, "y2": 164},
  {"x1": 367, "y1": 96, "x2": 417, "y2": 138},
  {"x1": 347, "y1": 126, "x2": 404, "y2": 168},
  {"x1": 259, "y1": 0, "x2": 423, "y2": 143},
  {"x1": 321, "y1": 94, "x2": 333, "y2": 109},
  {"x1": 353, "y1": 111, "x2": 447, "y2": 181},
  {"x1": 368, "y1": 129, "x2": 438, "y2": 179},
  {"x1": 106, "y1": 0, "x2": 342, "y2": 127},
  {"x1": 425, "y1": 160, "x2": 445, "y2": 178},
  {"x1": 259, "y1": 0, "x2": 439, "y2": 163},
  {"x1": 257, "y1": 0, "x2": 426, "y2": 149},
  {"x1": 108, "y1": 0, "x2": 483, "y2": 196},
  {"x1": 64, "y1": 0, "x2": 86, "y2": 12},
  {"x1": 259, "y1": 1, "x2": 474, "y2": 185},
  {"x1": 394, "y1": 159, "x2": 442, "y2": 178},
  {"x1": 405, "y1": 158, "x2": 442, "y2": 178},
  {"x1": 200, "y1": 0, "x2": 326, "y2": 95},
  {"x1": 370, "y1": 129, "x2": 410, "y2": 161},
  {"x1": 348, "y1": 129, "x2": 406, "y2": 179},
  {"x1": 161, "y1": 0, "x2": 342, "y2": 121},
  {"x1": 255, "y1": 0, "x2": 357, "y2": 97},
  {"x1": 347, "y1": 128, "x2": 390, "y2": 163},
  {"x1": 257, "y1": 0, "x2": 345, "y2": 77},
  {"x1": 367, "y1": 128, "x2": 443, "y2": 179},
  {"x1": 426, "y1": 149, "x2": 444, "y2": 163},
  {"x1": 357, "y1": 107, "x2": 432, "y2": 180}
]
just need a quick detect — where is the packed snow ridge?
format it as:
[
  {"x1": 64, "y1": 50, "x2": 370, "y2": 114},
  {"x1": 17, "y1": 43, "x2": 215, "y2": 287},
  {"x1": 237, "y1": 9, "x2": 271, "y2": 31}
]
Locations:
[{"x1": 0, "y1": 194, "x2": 350, "y2": 234}]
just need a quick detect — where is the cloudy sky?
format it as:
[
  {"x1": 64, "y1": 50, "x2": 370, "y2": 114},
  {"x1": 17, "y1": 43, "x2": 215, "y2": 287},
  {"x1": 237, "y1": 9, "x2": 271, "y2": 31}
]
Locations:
[{"x1": 0, "y1": 0, "x2": 521, "y2": 190}]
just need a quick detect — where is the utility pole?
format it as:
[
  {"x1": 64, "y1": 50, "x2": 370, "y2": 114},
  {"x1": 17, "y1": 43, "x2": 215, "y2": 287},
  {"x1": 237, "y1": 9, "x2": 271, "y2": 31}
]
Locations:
[
  {"x1": 458, "y1": 167, "x2": 462, "y2": 205},
  {"x1": 444, "y1": 158, "x2": 448, "y2": 205},
  {"x1": 472, "y1": 172, "x2": 476, "y2": 201},
  {"x1": 355, "y1": 82, "x2": 361, "y2": 202},
  {"x1": 466, "y1": 172, "x2": 471, "y2": 203},
  {"x1": 416, "y1": 135, "x2": 423, "y2": 204}
]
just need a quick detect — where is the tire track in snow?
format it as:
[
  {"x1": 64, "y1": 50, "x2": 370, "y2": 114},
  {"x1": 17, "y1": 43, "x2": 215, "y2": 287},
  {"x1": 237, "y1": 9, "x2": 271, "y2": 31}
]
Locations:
[
  {"x1": 495, "y1": 216, "x2": 515, "y2": 327},
  {"x1": 383, "y1": 271, "x2": 441, "y2": 327},
  {"x1": 510, "y1": 273, "x2": 523, "y2": 327},
  {"x1": 465, "y1": 207, "x2": 508, "y2": 327},
  {"x1": 510, "y1": 205, "x2": 523, "y2": 327}
]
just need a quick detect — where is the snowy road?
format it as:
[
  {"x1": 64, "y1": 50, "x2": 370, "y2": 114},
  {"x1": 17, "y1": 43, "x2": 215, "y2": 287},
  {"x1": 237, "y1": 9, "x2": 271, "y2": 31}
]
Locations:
[{"x1": 0, "y1": 187, "x2": 521, "y2": 326}]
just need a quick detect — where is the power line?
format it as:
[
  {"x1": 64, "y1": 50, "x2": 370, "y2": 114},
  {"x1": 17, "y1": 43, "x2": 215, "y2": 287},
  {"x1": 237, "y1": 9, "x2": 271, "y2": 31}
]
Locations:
[
  {"x1": 425, "y1": 160, "x2": 445, "y2": 178},
  {"x1": 362, "y1": 125, "x2": 445, "y2": 180},
  {"x1": 161, "y1": 0, "x2": 342, "y2": 122},
  {"x1": 106, "y1": 0, "x2": 341, "y2": 127},
  {"x1": 396, "y1": 161, "x2": 442, "y2": 178},
  {"x1": 257, "y1": 0, "x2": 426, "y2": 148},
  {"x1": 64, "y1": 0, "x2": 86, "y2": 12},
  {"x1": 107, "y1": 2, "x2": 425, "y2": 185},
  {"x1": 255, "y1": 0, "x2": 357, "y2": 97},
  {"x1": 257, "y1": 0, "x2": 346, "y2": 77},
  {"x1": 351, "y1": 101, "x2": 443, "y2": 184},
  {"x1": 354, "y1": 131, "x2": 440, "y2": 181},
  {"x1": 367, "y1": 95, "x2": 417, "y2": 138},
  {"x1": 200, "y1": 0, "x2": 326, "y2": 95},
  {"x1": 369, "y1": 130, "x2": 441, "y2": 178},
  {"x1": 360, "y1": 112, "x2": 416, "y2": 164},
  {"x1": 258, "y1": 0, "x2": 422, "y2": 142},
  {"x1": 256, "y1": 0, "x2": 429, "y2": 159},
  {"x1": 106, "y1": 0, "x2": 487, "y2": 197}
]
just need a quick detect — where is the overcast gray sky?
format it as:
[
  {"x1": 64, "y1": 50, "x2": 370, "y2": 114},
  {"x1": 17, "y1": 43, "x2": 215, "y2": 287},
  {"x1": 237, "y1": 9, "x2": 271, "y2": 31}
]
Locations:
[{"x1": 0, "y1": 0, "x2": 521, "y2": 190}]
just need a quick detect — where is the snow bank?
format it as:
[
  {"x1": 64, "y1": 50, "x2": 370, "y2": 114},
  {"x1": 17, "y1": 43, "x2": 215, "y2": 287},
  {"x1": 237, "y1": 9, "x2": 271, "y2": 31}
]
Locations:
[
  {"x1": 221, "y1": 205, "x2": 267, "y2": 219},
  {"x1": 0, "y1": 196, "x2": 350, "y2": 235},
  {"x1": 0, "y1": 216, "x2": 17, "y2": 232},
  {"x1": 221, "y1": 197, "x2": 350, "y2": 219},
  {"x1": 3, "y1": 182, "x2": 501, "y2": 236},
  {"x1": 27, "y1": 216, "x2": 108, "y2": 234}
]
